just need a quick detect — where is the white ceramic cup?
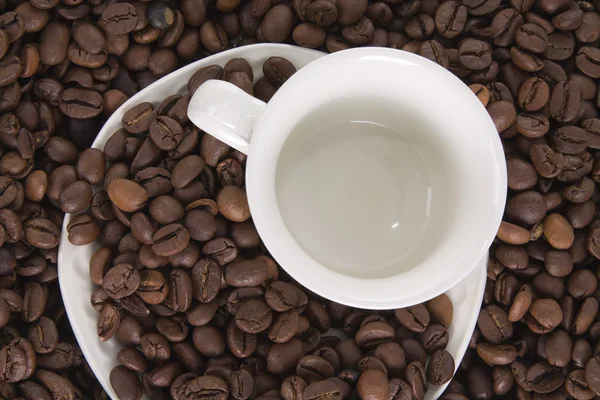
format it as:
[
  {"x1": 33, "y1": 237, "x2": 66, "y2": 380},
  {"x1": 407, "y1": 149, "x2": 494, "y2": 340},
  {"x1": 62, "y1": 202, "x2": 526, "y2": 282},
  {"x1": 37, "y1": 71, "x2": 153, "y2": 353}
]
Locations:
[{"x1": 188, "y1": 47, "x2": 507, "y2": 310}]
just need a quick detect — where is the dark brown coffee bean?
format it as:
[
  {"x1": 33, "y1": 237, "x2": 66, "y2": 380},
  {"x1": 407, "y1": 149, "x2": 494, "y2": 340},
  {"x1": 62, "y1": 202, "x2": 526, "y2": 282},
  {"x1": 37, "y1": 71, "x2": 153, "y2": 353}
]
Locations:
[
  {"x1": 59, "y1": 180, "x2": 92, "y2": 213},
  {"x1": 266, "y1": 338, "x2": 304, "y2": 375},
  {"x1": 199, "y1": 21, "x2": 228, "y2": 53},
  {"x1": 458, "y1": 39, "x2": 492, "y2": 71},
  {"x1": 357, "y1": 368, "x2": 387, "y2": 400},
  {"x1": 478, "y1": 305, "x2": 513, "y2": 343},
  {"x1": 305, "y1": 380, "x2": 342, "y2": 400},
  {"x1": 261, "y1": 5, "x2": 294, "y2": 43},
  {"x1": 230, "y1": 369, "x2": 254, "y2": 400},
  {"x1": 102, "y1": 263, "x2": 140, "y2": 299},
  {"x1": 39, "y1": 23, "x2": 68, "y2": 66},
  {"x1": 526, "y1": 298, "x2": 563, "y2": 334},
  {"x1": 427, "y1": 349, "x2": 454, "y2": 385},
  {"x1": 265, "y1": 281, "x2": 297, "y2": 312},
  {"x1": 435, "y1": 1, "x2": 467, "y2": 39},
  {"x1": 395, "y1": 304, "x2": 430, "y2": 333},
  {"x1": 149, "y1": 116, "x2": 182, "y2": 151},
  {"x1": 152, "y1": 223, "x2": 189, "y2": 257},
  {"x1": 171, "y1": 155, "x2": 205, "y2": 190},
  {"x1": 296, "y1": 355, "x2": 335, "y2": 383},
  {"x1": 122, "y1": 102, "x2": 157, "y2": 134},
  {"x1": 487, "y1": 100, "x2": 518, "y2": 134},
  {"x1": 97, "y1": 303, "x2": 120, "y2": 342},
  {"x1": 269, "y1": 311, "x2": 300, "y2": 344},
  {"x1": 110, "y1": 365, "x2": 142, "y2": 400},
  {"x1": 191, "y1": 258, "x2": 221, "y2": 303},
  {"x1": 355, "y1": 322, "x2": 395, "y2": 348},
  {"x1": 192, "y1": 325, "x2": 226, "y2": 357},
  {"x1": 235, "y1": 297, "x2": 273, "y2": 335},
  {"x1": 66, "y1": 213, "x2": 100, "y2": 246},
  {"x1": 227, "y1": 320, "x2": 257, "y2": 358},
  {"x1": 263, "y1": 57, "x2": 296, "y2": 88},
  {"x1": 224, "y1": 260, "x2": 268, "y2": 288},
  {"x1": 476, "y1": 343, "x2": 518, "y2": 365},
  {"x1": 188, "y1": 64, "x2": 223, "y2": 94},
  {"x1": 506, "y1": 158, "x2": 538, "y2": 191},
  {"x1": 341, "y1": 16, "x2": 374, "y2": 45},
  {"x1": 101, "y1": 2, "x2": 138, "y2": 35},
  {"x1": 574, "y1": 47, "x2": 600, "y2": 79},
  {"x1": 24, "y1": 218, "x2": 59, "y2": 250},
  {"x1": 59, "y1": 88, "x2": 103, "y2": 119}
]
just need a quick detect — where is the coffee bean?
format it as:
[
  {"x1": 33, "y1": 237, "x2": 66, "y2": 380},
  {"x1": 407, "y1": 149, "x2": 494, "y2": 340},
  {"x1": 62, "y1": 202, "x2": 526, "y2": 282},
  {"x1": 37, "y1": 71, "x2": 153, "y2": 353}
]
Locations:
[
  {"x1": 110, "y1": 365, "x2": 142, "y2": 400},
  {"x1": 107, "y1": 179, "x2": 148, "y2": 213},
  {"x1": 224, "y1": 260, "x2": 268, "y2": 288},
  {"x1": 263, "y1": 57, "x2": 296, "y2": 88},
  {"x1": 576, "y1": 47, "x2": 600, "y2": 79},
  {"x1": 355, "y1": 322, "x2": 395, "y2": 348},
  {"x1": 267, "y1": 311, "x2": 298, "y2": 344},
  {"x1": 435, "y1": 1, "x2": 466, "y2": 39},
  {"x1": 458, "y1": 39, "x2": 492, "y2": 71},
  {"x1": 59, "y1": 180, "x2": 92, "y2": 213},
  {"x1": 230, "y1": 369, "x2": 254, "y2": 399},
  {"x1": 236, "y1": 298, "x2": 272, "y2": 333},
  {"x1": 305, "y1": 380, "x2": 342, "y2": 400},
  {"x1": 357, "y1": 369, "x2": 387, "y2": 400},
  {"x1": 297, "y1": 355, "x2": 335, "y2": 382},
  {"x1": 506, "y1": 158, "x2": 538, "y2": 191},
  {"x1": 266, "y1": 338, "x2": 304, "y2": 375},
  {"x1": 152, "y1": 223, "x2": 190, "y2": 257},
  {"x1": 101, "y1": 3, "x2": 139, "y2": 35},
  {"x1": 394, "y1": 305, "x2": 430, "y2": 333},
  {"x1": 122, "y1": 102, "x2": 157, "y2": 134},
  {"x1": 59, "y1": 88, "x2": 103, "y2": 119},
  {"x1": 416, "y1": 324, "x2": 448, "y2": 355},
  {"x1": 477, "y1": 305, "x2": 513, "y2": 344},
  {"x1": 102, "y1": 263, "x2": 140, "y2": 300},
  {"x1": 24, "y1": 218, "x2": 59, "y2": 250},
  {"x1": 38, "y1": 22, "x2": 69, "y2": 66},
  {"x1": 427, "y1": 349, "x2": 454, "y2": 385}
]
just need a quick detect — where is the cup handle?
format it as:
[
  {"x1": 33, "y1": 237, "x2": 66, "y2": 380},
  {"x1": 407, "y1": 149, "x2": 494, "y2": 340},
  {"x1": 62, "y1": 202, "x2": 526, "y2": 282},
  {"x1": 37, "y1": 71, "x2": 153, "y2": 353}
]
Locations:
[{"x1": 187, "y1": 80, "x2": 268, "y2": 155}]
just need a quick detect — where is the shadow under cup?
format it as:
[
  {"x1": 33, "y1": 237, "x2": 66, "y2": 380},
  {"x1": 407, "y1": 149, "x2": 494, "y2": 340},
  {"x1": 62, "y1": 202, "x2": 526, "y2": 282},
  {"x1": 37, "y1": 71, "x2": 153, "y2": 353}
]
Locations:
[{"x1": 275, "y1": 96, "x2": 459, "y2": 280}]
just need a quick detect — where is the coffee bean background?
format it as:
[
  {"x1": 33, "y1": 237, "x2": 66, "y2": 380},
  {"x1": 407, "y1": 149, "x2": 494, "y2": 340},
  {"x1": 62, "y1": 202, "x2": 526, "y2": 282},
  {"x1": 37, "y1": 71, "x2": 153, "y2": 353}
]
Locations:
[{"x1": 0, "y1": 0, "x2": 595, "y2": 398}]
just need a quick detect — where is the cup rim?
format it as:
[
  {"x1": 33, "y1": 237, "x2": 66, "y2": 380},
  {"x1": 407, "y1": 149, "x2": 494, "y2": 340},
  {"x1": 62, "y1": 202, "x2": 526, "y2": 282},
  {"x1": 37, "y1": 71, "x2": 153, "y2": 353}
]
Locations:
[{"x1": 244, "y1": 47, "x2": 507, "y2": 309}]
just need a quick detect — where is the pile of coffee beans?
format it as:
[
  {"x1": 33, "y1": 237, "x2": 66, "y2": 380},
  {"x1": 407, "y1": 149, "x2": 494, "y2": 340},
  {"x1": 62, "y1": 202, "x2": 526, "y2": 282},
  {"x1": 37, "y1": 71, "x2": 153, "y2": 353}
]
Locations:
[
  {"x1": 73, "y1": 56, "x2": 457, "y2": 400},
  {"x1": 0, "y1": 0, "x2": 596, "y2": 397}
]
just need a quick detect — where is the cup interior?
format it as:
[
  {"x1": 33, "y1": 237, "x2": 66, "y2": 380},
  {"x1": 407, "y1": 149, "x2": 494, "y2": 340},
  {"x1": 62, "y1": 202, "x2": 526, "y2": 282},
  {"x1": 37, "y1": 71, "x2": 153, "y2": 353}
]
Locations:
[
  {"x1": 275, "y1": 95, "x2": 455, "y2": 279},
  {"x1": 246, "y1": 47, "x2": 506, "y2": 308}
]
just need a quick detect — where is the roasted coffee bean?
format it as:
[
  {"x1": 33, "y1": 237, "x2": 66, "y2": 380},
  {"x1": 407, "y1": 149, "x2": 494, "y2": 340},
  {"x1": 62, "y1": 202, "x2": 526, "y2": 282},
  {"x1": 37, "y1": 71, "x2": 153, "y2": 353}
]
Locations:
[
  {"x1": 357, "y1": 368, "x2": 387, "y2": 400},
  {"x1": 122, "y1": 102, "x2": 156, "y2": 134},
  {"x1": 191, "y1": 258, "x2": 221, "y2": 303},
  {"x1": 102, "y1": 263, "x2": 140, "y2": 299},
  {"x1": 478, "y1": 305, "x2": 513, "y2": 343},
  {"x1": 395, "y1": 305, "x2": 430, "y2": 333},
  {"x1": 235, "y1": 298, "x2": 272, "y2": 333},
  {"x1": 305, "y1": 379, "x2": 342, "y2": 400},
  {"x1": 576, "y1": 47, "x2": 600, "y2": 79},
  {"x1": 458, "y1": 39, "x2": 492, "y2": 71},
  {"x1": 59, "y1": 88, "x2": 103, "y2": 119},
  {"x1": 225, "y1": 260, "x2": 268, "y2": 287},
  {"x1": 263, "y1": 57, "x2": 296, "y2": 88},
  {"x1": 110, "y1": 365, "x2": 143, "y2": 400},
  {"x1": 101, "y1": 3, "x2": 139, "y2": 35},
  {"x1": 97, "y1": 303, "x2": 120, "y2": 341},
  {"x1": 427, "y1": 349, "x2": 454, "y2": 385}
]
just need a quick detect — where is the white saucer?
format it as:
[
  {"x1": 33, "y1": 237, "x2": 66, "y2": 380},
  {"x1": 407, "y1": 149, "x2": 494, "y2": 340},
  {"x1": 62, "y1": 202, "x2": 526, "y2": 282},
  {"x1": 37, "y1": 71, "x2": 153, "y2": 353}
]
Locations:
[{"x1": 57, "y1": 43, "x2": 487, "y2": 400}]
